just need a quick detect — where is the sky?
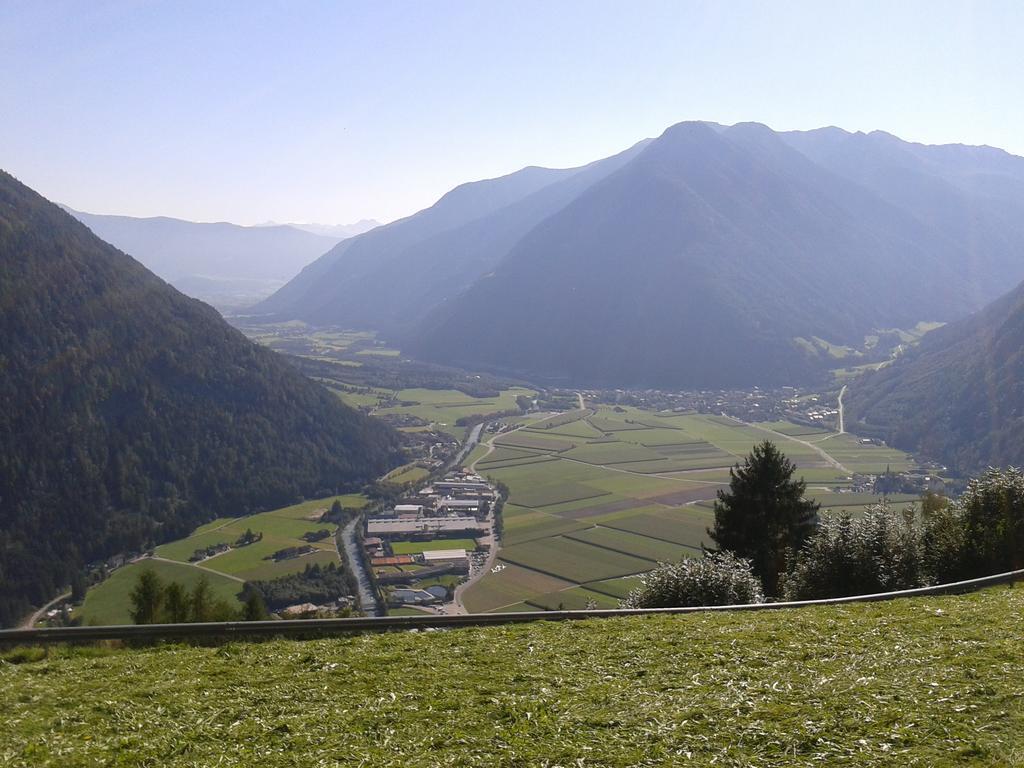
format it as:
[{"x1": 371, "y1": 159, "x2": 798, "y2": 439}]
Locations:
[{"x1": 2, "y1": 0, "x2": 1022, "y2": 225}]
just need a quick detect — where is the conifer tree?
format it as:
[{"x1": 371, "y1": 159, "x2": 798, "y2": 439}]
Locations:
[{"x1": 709, "y1": 440, "x2": 818, "y2": 597}]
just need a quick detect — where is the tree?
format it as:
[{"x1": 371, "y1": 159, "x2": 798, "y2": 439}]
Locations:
[
  {"x1": 708, "y1": 440, "x2": 818, "y2": 597},
  {"x1": 189, "y1": 575, "x2": 213, "y2": 622},
  {"x1": 955, "y1": 468, "x2": 1024, "y2": 575},
  {"x1": 162, "y1": 581, "x2": 191, "y2": 623},
  {"x1": 69, "y1": 571, "x2": 87, "y2": 604},
  {"x1": 242, "y1": 592, "x2": 268, "y2": 621},
  {"x1": 129, "y1": 569, "x2": 164, "y2": 624},
  {"x1": 783, "y1": 503, "x2": 926, "y2": 600}
]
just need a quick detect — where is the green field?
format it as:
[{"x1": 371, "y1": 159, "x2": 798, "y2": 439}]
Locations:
[
  {"x1": 8, "y1": 586, "x2": 1024, "y2": 766},
  {"x1": 390, "y1": 538, "x2": 477, "y2": 555},
  {"x1": 500, "y1": 536, "x2": 653, "y2": 583},
  {"x1": 467, "y1": 407, "x2": 923, "y2": 611},
  {"x1": 80, "y1": 495, "x2": 367, "y2": 623},
  {"x1": 565, "y1": 526, "x2": 695, "y2": 563},
  {"x1": 375, "y1": 387, "x2": 535, "y2": 440},
  {"x1": 383, "y1": 463, "x2": 431, "y2": 485},
  {"x1": 75, "y1": 559, "x2": 243, "y2": 626}
]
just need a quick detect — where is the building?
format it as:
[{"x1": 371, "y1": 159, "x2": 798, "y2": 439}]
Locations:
[
  {"x1": 423, "y1": 549, "x2": 470, "y2": 570},
  {"x1": 370, "y1": 555, "x2": 416, "y2": 567},
  {"x1": 437, "y1": 498, "x2": 480, "y2": 514},
  {"x1": 434, "y1": 480, "x2": 491, "y2": 494},
  {"x1": 366, "y1": 516, "x2": 486, "y2": 538}
]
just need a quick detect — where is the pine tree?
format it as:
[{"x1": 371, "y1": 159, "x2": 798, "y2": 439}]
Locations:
[
  {"x1": 189, "y1": 575, "x2": 213, "y2": 622},
  {"x1": 708, "y1": 440, "x2": 818, "y2": 597},
  {"x1": 162, "y1": 581, "x2": 191, "y2": 623},
  {"x1": 242, "y1": 592, "x2": 269, "y2": 621},
  {"x1": 129, "y1": 569, "x2": 164, "y2": 624}
]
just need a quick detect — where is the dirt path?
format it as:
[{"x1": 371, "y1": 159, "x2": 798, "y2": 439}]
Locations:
[
  {"x1": 726, "y1": 416, "x2": 851, "y2": 475},
  {"x1": 19, "y1": 590, "x2": 72, "y2": 629},
  {"x1": 140, "y1": 555, "x2": 247, "y2": 584}
]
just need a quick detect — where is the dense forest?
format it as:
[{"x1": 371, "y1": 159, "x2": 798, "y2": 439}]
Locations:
[
  {"x1": 847, "y1": 278, "x2": 1024, "y2": 474},
  {"x1": 0, "y1": 171, "x2": 403, "y2": 626}
]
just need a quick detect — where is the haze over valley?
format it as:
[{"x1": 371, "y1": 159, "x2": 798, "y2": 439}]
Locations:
[{"x1": 5, "y1": 4, "x2": 1024, "y2": 764}]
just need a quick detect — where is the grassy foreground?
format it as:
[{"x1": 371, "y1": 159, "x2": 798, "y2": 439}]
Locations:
[{"x1": 3, "y1": 586, "x2": 1024, "y2": 767}]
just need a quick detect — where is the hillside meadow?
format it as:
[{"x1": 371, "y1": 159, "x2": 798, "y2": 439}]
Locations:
[{"x1": 3, "y1": 585, "x2": 1023, "y2": 766}]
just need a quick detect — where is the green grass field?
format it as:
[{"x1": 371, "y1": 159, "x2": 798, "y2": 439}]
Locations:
[
  {"x1": 390, "y1": 538, "x2": 477, "y2": 555},
  {"x1": 467, "y1": 407, "x2": 923, "y2": 612},
  {"x1": 382, "y1": 463, "x2": 430, "y2": 485},
  {"x1": 375, "y1": 386, "x2": 536, "y2": 440},
  {"x1": 8, "y1": 586, "x2": 1024, "y2": 766},
  {"x1": 74, "y1": 559, "x2": 243, "y2": 626},
  {"x1": 81, "y1": 495, "x2": 368, "y2": 623},
  {"x1": 499, "y1": 536, "x2": 653, "y2": 583}
]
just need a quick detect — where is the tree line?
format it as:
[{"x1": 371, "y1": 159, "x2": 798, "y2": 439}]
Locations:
[
  {"x1": 129, "y1": 571, "x2": 267, "y2": 624},
  {"x1": 625, "y1": 441, "x2": 1024, "y2": 608}
]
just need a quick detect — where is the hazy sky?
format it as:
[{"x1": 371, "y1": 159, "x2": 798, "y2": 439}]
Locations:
[{"x1": 2, "y1": 1, "x2": 1022, "y2": 225}]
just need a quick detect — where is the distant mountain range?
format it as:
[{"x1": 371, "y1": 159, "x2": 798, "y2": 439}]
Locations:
[
  {"x1": 62, "y1": 208, "x2": 373, "y2": 309},
  {"x1": 254, "y1": 120, "x2": 1024, "y2": 388},
  {"x1": 1, "y1": 172, "x2": 400, "y2": 626},
  {"x1": 256, "y1": 219, "x2": 380, "y2": 239},
  {"x1": 847, "y1": 277, "x2": 1024, "y2": 474}
]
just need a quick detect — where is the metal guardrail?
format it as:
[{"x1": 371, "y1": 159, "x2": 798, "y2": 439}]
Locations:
[{"x1": 3, "y1": 566, "x2": 1022, "y2": 646}]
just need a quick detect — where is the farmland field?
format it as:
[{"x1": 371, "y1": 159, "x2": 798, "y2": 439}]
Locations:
[
  {"x1": 375, "y1": 386, "x2": 536, "y2": 440},
  {"x1": 79, "y1": 495, "x2": 367, "y2": 623},
  {"x1": 75, "y1": 559, "x2": 243, "y2": 626},
  {"x1": 466, "y1": 405, "x2": 924, "y2": 611},
  {"x1": 500, "y1": 536, "x2": 653, "y2": 583}
]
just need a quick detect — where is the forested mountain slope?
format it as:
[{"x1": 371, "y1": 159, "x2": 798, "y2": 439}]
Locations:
[
  {"x1": 0, "y1": 171, "x2": 402, "y2": 626},
  {"x1": 846, "y1": 278, "x2": 1024, "y2": 473}
]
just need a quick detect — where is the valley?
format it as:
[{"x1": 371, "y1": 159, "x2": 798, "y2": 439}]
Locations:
[{"x1": 461, "y1": 402, "x2": 926, "y2": 612}]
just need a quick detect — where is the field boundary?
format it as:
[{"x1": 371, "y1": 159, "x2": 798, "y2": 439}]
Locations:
[{"x1": 4, "y1": 568, "x2": 1024, "y2": 646}]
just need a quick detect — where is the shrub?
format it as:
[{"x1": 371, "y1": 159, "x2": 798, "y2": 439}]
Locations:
[
  {"x1": 783, "y1": 503, "x2": 926, "y2": 600},
  {"x1": 621, "y1": 552, "x2": 764, "y2": 609}
]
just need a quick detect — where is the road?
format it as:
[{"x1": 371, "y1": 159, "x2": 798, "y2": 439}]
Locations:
[
  {"x1": 837, "y1": 384, "x2": 847, "y2": 434},
  {"x1": 341, "y1": 517, "x2": 382, "y2": 616},
  {"x1": 450, "y1": 526, "x2": 499, "y2": 615},
  {"x1": 729, "y1": 416, "x2": 851, "y2": 474},
  {"x1": 19, "y1": 590, "x2": 72, "y2": 629}
]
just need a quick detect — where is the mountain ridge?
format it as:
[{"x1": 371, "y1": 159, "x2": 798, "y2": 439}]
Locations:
[{"x1": 0, "y1": 171, "x2": 402, "y2": 626}]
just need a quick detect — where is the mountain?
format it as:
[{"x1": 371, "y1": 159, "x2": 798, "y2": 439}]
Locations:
[
  {"x1": 0, "y1": 171, "x2": 402, "y2": 626},
  {"x1": 251, "y1": 141, "x2": 652, "y2": 332},
  {"x1": 275, "y1": 220, "x2": 380, "y2": 239},
  {"x1": 63, "y1": 208, "x2": 343, "y2": 309},
  {"x1": 411, "y1": 121, "x2": 1024, "y2": 387},
  {"x1": 846, "y1": 278, "x2": 1024, "y2": 474},
  {"x1": 780, "y1": 128, "x2": 1024, "y2": 308},
  {"x1": 257, "y1": 120, "x2": 1024, "y2": 389}
]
